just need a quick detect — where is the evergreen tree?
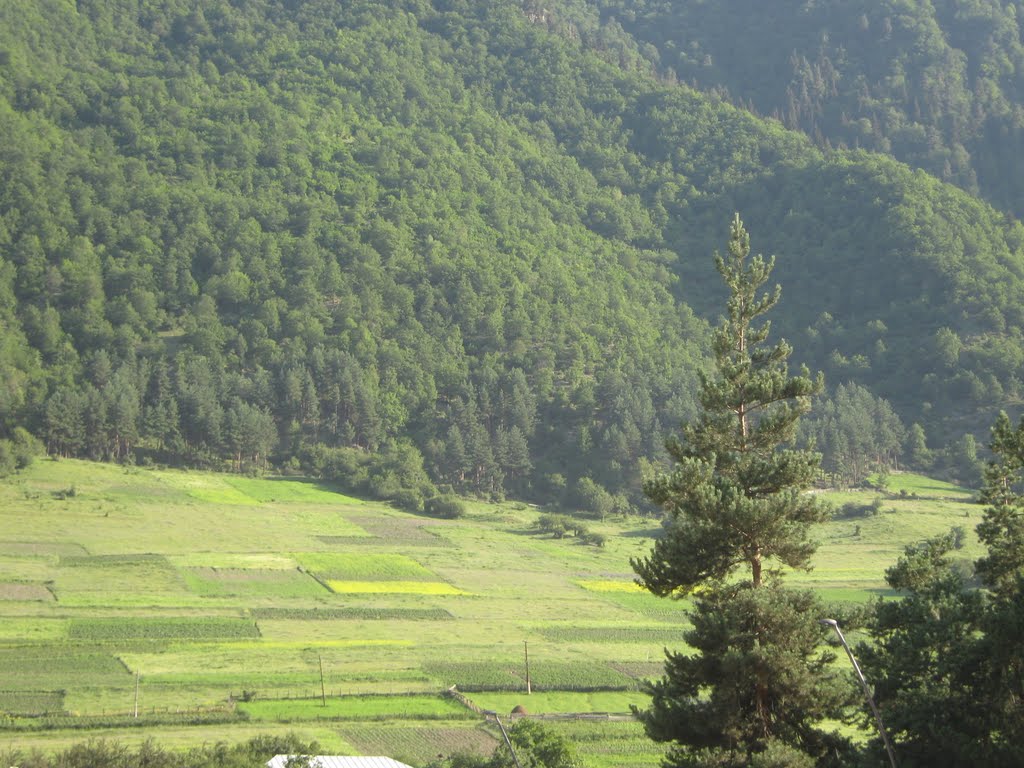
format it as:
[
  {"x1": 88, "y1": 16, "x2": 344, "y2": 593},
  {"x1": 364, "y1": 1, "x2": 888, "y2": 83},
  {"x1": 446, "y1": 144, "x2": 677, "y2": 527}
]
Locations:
[
  {"x1": 861, "y1": 411, "x2": 1024, "y2": 767},
  {"x1": 632, "y1": 214, "x2": 849, "y2": 767}
]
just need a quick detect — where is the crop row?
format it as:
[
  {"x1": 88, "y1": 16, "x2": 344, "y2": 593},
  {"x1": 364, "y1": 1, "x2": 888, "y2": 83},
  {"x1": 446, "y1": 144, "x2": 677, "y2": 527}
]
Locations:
[
  {"x1": 59, "y1": 554, "x2": 169, "y2": 567},
  {"x1": 239, "y1": 694, "x2": 475, "y2": 722},
  {"x1": 0, "y1": 690, "x2": 65, "y2": 716},
  {"x1": 538, "y1": 626, "x2": 684, "y2": 644},
  {"x1": 425, "y1": 661, "x2": 636, "y2": 692},
  {"x1": 68, "y1": 617, "x2": 260, "y2": 641},
  {"x1": 0, "y1": 708, "x2": 242, "y2": 731},
  {"x1": 0, "y1": 649, "x2": 129, "y2": 683},
  {"x1": 251, "y1": 607, "x2": 452, "y2": 621},
  {"x1": 339, "y1": 723, "x2": 497, "y2": 765}
]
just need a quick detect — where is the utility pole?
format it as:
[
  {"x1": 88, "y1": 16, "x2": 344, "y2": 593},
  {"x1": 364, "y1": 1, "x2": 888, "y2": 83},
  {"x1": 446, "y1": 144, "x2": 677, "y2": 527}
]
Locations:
[
  {"x1": 133, "y1": 670, "x2": 140, "y2": 718},
  {"x1": 318, "y1": 654, "x2": 326, "y2": 706},
  {"x1": 524, "y1": 640, "x2": 531, "y2": 695}
]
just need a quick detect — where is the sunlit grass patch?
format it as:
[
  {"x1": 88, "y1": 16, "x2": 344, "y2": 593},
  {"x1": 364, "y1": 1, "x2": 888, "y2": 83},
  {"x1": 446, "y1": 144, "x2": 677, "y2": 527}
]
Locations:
[
  {"x1": 576, "y1": 579, "x2": 644, "y2": 593},
  {"x1": 0, "y1": 618, "x2": 67, "y2": 642},
  {"x1": 878, "y1": 472, "x2": 974, "y2": 500},
  {"x1": 239, "y1": 694, "x2": 473, "y2": 721},
  {"x1": 182, "y1": 567, "x2": 329, "y2": 598},
  {"x1": 252, "y1": 607, "x2": 452, "y2": 621},
  {"x1": 225, "y1": 476, "x2": 364, "y2": 505},
  {"x1": 169, "y1": 553, "x2": 298, "y2": 569},
  {"x1": 465, "y1": 690, "x2": 648, "y2": 714},
  {"x1": 585, "y1": 593, "x2": 688, "y2": 622},
  {"x1": 54, "y1": 554, "x2": 187, "y2": 596},
  {"x1": 299, "y1": 553, "x2": 438, "y2": 581},
  {"x1": 156, "y1": 472, "x2": 259, "y2": 505},
  {"x1": 325, "y1": 580, "x2": 468, "y2": 595}
]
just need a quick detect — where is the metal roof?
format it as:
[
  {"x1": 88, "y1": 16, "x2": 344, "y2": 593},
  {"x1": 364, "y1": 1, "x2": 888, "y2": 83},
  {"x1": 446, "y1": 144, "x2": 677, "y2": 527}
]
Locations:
[{"x1": 267, "y1": 758, "x2": 414, "y2": 768}]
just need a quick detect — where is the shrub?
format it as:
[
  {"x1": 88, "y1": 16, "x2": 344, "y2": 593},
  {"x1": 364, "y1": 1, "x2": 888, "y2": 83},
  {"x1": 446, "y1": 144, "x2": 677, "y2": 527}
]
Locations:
[
  {"x1": 425, "y1": 494, "x2": 466, "y2": 519},
  {"x1": 393, "y1": 487, "x2": 425, "y2": 513},
  {"x1": 537, "y1": 513, "x2": 570, "y2": 538}
]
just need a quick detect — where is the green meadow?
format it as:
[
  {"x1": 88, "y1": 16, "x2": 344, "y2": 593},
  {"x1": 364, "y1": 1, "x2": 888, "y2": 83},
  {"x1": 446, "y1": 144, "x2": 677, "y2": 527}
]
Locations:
[{"x1": 0, "y1": 459, "x2": 982, "y2": 766}]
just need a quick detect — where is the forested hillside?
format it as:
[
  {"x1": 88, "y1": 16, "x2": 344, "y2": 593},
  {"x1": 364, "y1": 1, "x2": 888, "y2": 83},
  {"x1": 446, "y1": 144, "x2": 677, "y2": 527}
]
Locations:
[
  {"x1": 580, "y1": 0, "x2": 1024, "y2": 217},
  {"x1": 2, "y1": 0, "x2": 1024, "y2": 502}
]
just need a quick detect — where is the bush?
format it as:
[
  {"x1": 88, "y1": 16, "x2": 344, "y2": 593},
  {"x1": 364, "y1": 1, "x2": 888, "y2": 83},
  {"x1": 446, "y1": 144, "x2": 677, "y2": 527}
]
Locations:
[
  {"x1": 393, "y1": 487, "x2": 425, "y2": 513},
  {"x1": 425, "y1": 494, "x2": 466, "y2": 519},
  {"x1": 537, "y1": 513, "x2": 571, "y2": 538}
]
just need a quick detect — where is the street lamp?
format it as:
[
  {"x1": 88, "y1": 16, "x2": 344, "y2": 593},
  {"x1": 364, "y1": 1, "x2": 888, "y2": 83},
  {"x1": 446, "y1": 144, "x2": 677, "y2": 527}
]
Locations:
[
  {"x1": 820, "y1": 618, "x2": 898, "y2": 768},
  {"x1": 482, "y1": 709, "x2": 523, "y2": 768}
]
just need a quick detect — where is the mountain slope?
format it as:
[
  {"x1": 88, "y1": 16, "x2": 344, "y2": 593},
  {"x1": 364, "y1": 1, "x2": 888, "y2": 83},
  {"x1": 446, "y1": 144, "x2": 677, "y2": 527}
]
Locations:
[{"x1": 1, "y1": 0, "x2": 1023, "y2": 497}]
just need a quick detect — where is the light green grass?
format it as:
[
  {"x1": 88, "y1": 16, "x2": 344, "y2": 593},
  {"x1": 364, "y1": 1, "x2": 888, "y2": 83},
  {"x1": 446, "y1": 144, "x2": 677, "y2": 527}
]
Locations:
[
  {"x1": 0, "y1": 459, "x2": 988, "y2": 761},
  {"x1": 239, "y1": 694, "x2": 474, "y2": 721},
  {"x1": 325, "y1": 580, "x2": 469, "y2": 595},
  {"x1": 182, "y1": 568, "x2": 329, "y2": 598},
  {"x1": 225, "y1": 476, "x2": 364, "y2": 505},
  {"x1": 297, "y1": 552, "x2": 437, "y2": 581},
  {"x1": 465, "y1": 691, "x2": 650, "y2": 714}
]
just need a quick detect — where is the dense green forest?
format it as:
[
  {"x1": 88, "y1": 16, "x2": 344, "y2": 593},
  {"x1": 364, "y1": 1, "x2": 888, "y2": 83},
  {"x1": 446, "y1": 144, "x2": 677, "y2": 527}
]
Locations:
[
  {"x1": 570, "y1": 0, "x2": 1024, "y2": 217},
  {"x1": 2, "y1": 0, "x2": 1024, "y2": 505}
]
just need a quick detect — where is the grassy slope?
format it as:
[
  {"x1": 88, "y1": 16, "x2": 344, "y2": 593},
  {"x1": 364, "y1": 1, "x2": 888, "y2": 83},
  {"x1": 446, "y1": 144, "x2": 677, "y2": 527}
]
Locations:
[{"x1": 0, "y1": 459, "x2": 980, "y2": 765}]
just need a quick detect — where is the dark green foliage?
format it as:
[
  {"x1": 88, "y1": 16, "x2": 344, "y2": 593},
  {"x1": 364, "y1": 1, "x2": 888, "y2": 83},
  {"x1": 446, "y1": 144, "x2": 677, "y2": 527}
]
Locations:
[
  {"x1": 860, "y1": 411, "x2": 1024, "y2": 767},
  {"x1": 0, "y1": 733, "x2": 319, "y2": 768},
  {"x1": 633, "y1": 216, "x2": 850, "y2": 766},
  {"x1": 67, "y1": 617, "x2": 260, "y2": 642},
  {"x1": 425, "y1": 494, "x2": 467, "y2": 519},
  {"x1": 583, "y1": 0, "x2": 1024, "y2": 218},
  {"x1": 2, "y1": 0, "x2": 1024, "y2": 498},
  {"x1": 801, "y1": 383, "x2": 905, "y2": 487},
  {"x1": 641, "y1": 584, "x2": 850, "y2": 768},
  {"x1": 635, "y1": 216, "x2": 827, "y2": 594}
]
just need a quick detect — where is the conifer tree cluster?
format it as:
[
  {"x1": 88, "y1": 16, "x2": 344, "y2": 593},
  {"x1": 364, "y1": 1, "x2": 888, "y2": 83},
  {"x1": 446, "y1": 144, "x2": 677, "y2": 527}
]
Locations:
[
  {"x1": 633, "y1": 215, "x2": 852, "y2": 767},
  {"x1": 861, "y1": 411, "x2": 1024, "y2": 767}
]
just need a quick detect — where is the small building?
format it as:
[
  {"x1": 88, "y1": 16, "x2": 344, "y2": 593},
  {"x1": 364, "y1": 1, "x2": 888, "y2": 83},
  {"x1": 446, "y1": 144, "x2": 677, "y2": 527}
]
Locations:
[{"x1": 267, "y1": 758, "x2": 415, "y2": 768}]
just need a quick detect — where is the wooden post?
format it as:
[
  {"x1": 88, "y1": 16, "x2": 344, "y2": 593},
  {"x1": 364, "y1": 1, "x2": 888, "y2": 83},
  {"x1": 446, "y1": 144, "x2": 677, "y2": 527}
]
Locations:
[
  {"x1": 133, "y1": 670, "x2": 140, "y2": 718},
  {"x1": 524, "y1": 640, "x2": 531, "y2": 695},
  {"x1": 319, "y1": 654, "x2": 326, "y2": 706}
]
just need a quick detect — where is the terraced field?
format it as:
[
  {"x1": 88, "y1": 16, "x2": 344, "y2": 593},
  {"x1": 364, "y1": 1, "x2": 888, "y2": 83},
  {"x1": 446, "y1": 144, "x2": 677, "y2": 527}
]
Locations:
[{"x1": 0, "y1": 459, "x2": 982, "y2": 765}]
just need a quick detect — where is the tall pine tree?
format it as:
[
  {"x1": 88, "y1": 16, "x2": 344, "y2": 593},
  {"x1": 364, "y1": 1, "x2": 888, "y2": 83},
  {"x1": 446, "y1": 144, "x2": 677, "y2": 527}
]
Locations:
[{"x1": 632, "y1": 214, "x2": 851, "y2": 767}]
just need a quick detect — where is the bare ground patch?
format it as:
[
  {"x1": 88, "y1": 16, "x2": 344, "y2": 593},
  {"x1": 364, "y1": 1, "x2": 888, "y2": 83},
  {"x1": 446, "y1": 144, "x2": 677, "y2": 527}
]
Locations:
[{"x1": 0, "y1": 582, "x2": 54, "y2": 601}]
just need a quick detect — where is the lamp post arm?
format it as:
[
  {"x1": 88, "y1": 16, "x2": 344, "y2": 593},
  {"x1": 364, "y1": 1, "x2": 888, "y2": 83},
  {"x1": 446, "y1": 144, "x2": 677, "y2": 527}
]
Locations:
[
  {"x1": 821, "y1": 619, "x2": 898, "y2": 768},
  {"x1": 483, "y1": 710, "x2": 523, "y2": 768}
]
